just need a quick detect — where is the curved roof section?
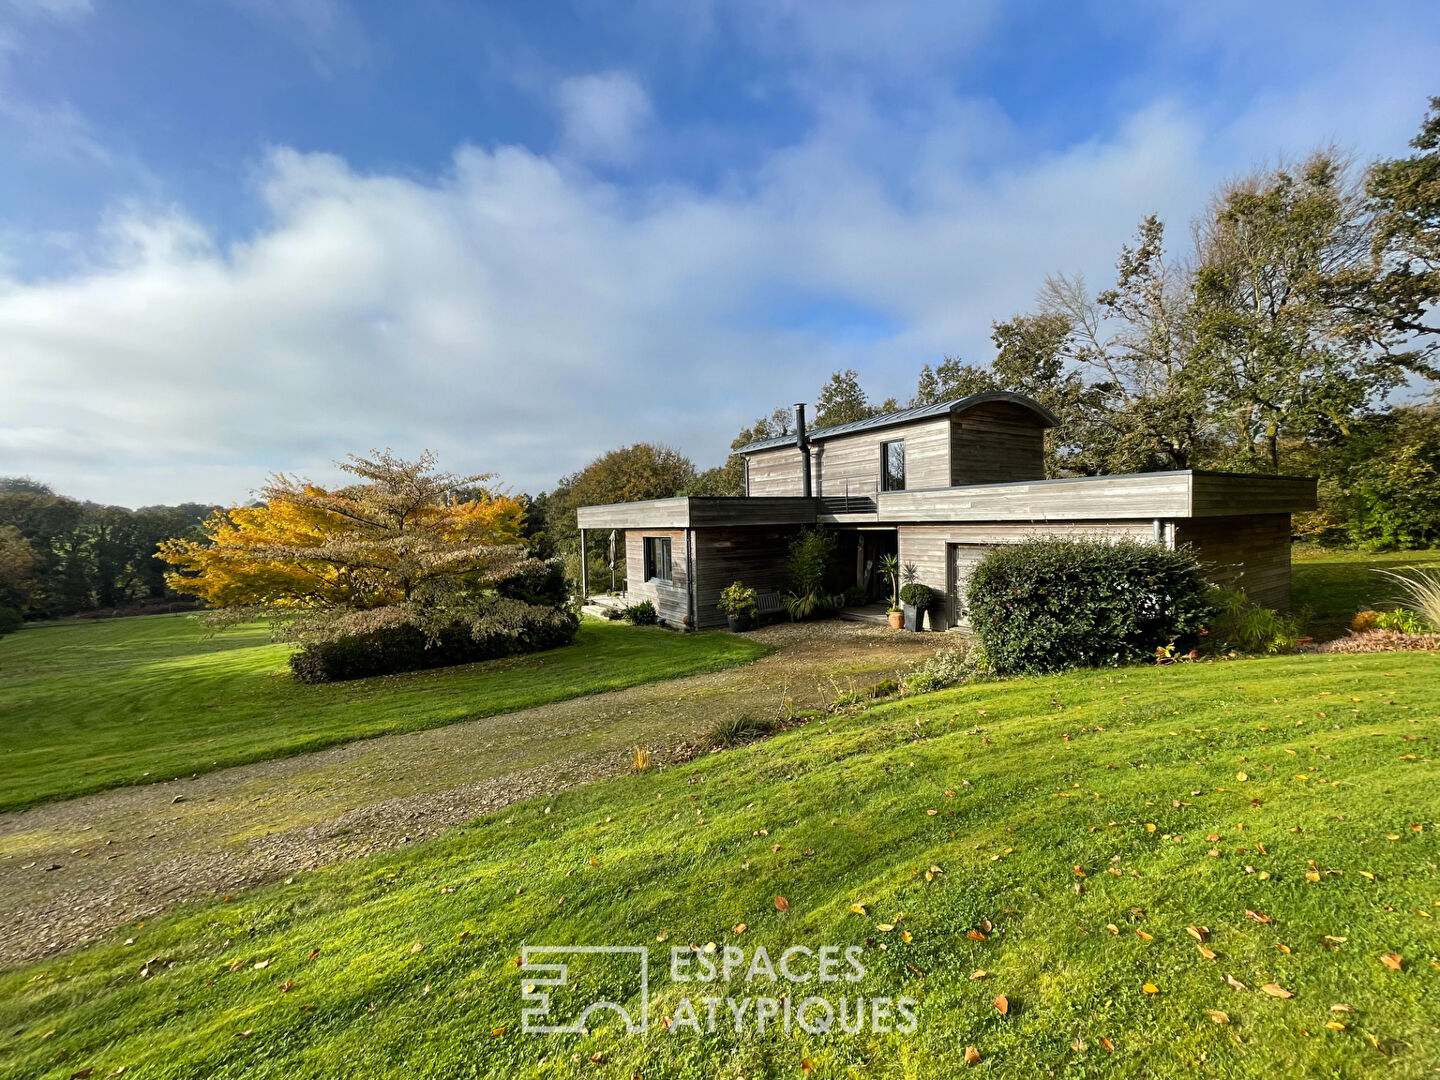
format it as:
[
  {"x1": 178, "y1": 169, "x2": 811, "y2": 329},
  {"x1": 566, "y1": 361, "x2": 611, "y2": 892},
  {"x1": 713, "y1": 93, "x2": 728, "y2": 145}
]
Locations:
[{"x1": 734, "y1": 391, "x2": 1058, "y2": 454}]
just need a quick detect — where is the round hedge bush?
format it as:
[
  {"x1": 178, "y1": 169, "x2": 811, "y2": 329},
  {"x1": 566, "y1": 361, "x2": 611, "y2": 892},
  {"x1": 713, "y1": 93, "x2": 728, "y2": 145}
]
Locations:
[{"x1": 964, "y1": 537, "x2": 1210, "y2": 675}]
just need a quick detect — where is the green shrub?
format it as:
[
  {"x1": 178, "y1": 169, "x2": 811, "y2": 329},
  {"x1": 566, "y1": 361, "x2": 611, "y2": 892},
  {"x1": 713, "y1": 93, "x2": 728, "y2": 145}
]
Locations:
[
  {"x1": 965, "y1": 538, "x2": 1210, "y2": 675},
  {"x1": 621, "y1": 600, "x2": 658, "y2": 625},
  {"x1": 1205, "y1": 587, "x2": 1303, "y2": 654},
  {"x1": 899, "y1": 583, "x2": 932, "y2": 607},
  {"x1": 0, "y1": 607, "x2": 23, "y2": 636},
  {"x1": 903, "y1": 648, "x2": 984, "y2": 694},
  {"x1": 495, "y1": 558, "x2": 568, "y2": 607},
  {"x1": 783, "y1": 528, "x2": 838, "y2": 621},
  {"x1": 289, "y1": 605, "x2": 581, "y2": 683},
  {"x1": 1374, "y1": 608, "x2": 1434, "y2": 634},
  {"x1": 843, "y1": 586, "x2": 868, "y2": 607},
  {"x1": 717, "y1": 582, "x2": 758, "y2": 619},
  {"x1": 709, "y1": 713, "x2": 777, "y2": 747}
]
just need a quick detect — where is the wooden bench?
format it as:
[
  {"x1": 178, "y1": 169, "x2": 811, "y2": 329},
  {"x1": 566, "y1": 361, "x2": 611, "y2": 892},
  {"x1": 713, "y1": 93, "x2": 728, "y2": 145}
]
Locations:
[{"x1": 754, "y1": 589, "x2": 786, "y2": 622}]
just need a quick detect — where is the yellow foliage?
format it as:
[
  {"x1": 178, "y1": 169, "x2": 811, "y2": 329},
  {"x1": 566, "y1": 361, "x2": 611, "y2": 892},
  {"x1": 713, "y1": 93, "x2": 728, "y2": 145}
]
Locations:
[{"x1": 159, "y1": 453, "x2": 526, "y2": 611}]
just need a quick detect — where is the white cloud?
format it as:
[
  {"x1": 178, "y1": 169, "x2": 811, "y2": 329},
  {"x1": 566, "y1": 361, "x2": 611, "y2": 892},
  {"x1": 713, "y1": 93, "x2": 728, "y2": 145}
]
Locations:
[
  {"x1": 554, "y1": 70, "x2": 653, "y2": 166},
  {"x1": 0, "y1": 11, "x2": 1436, "y2": 508}
]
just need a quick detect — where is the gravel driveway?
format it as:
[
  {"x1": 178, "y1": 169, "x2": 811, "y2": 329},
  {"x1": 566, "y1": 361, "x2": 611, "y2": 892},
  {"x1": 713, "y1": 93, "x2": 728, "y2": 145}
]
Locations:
[{"x1": 0, "y1": 621, "x2": 940, "y2": 968}]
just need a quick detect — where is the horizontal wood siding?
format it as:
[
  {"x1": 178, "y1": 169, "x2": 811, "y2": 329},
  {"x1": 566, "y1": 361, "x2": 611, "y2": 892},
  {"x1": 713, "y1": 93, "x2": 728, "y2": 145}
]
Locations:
[
  {"x1": 950, "y1": 402, "x2": 1047, "y2": 486},
  {"x1": 624, "y1": 529, "x2": 690, "y2": 627},
  {"x1": 745, "y1": 446, "x2": 812, "y2": 497},
  {"x1": 881, "y1": 473, "x2": 1192, "y2": 522},
  {"x1": 1190, "y1": 474, "x2": 1316, "y2": 516},
  {"x1": 578, "y1": 499, "x2": 689, "y2": 529},
  {"x1": 692, "y1": 526, "x2": 801, "y2": 629},
  {"x1": 1175, "y1": 514, "x2": 1293, "y2": 610},
  {"x1": 813, "y1": 417, "x2": 951, "y2": 497},
  {"x1": 579, "y1": 497, "x2": 817, "y2": 529}
]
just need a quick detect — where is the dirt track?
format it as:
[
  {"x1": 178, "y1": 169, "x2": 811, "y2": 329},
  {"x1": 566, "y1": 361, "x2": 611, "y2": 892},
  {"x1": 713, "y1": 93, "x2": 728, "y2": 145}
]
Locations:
[{"x1": 0, "y1": 621, "x2": 940, "y2": 968}]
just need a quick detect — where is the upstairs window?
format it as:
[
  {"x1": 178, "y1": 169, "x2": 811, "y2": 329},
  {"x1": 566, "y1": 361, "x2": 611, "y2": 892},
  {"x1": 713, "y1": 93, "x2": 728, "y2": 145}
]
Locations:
[
  {"x1": 643, "y1": 536, "x2": 673, "y2": 583},
  {"x1": 881, "y1": 439, "x2": 906, "y2": 492}
]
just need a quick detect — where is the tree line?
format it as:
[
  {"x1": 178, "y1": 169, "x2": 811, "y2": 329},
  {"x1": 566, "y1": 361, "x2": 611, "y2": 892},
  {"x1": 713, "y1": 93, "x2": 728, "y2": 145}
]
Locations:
[
  {"x1": 0, "y1": 477, "x2": 214, "y2": 621},
  {"x1": 535, "y1": 96, "x2": 1440, "y2": 562}
]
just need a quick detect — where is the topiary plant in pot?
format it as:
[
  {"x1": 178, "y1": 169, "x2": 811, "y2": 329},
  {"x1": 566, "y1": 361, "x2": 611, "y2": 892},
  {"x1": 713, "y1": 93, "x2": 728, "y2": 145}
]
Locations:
[
  {"x1": 717, "y1": 581, "x2": 759, "y2": 632},
  {"x1": 899, "y1": 582, "x2": 932, "y2": 632}
]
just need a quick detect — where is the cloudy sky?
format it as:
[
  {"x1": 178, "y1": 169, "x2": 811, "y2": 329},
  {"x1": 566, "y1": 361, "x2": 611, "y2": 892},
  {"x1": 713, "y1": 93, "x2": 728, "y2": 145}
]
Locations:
[{"x1": 0, "y1": 1, "x2": 1437, "y2": 507}]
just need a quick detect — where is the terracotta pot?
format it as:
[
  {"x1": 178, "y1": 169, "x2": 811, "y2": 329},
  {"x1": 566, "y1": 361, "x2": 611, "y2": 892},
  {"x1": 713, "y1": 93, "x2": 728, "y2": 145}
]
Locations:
[{"x1": 887, "y1": 610, "x2": 903, "y2": 629}]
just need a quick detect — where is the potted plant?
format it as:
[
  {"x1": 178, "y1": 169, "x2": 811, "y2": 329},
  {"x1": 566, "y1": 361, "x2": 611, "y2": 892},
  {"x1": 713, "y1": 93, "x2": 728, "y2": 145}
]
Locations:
[
  {"x1": 878, "y1": 554, "x2": 903, "y2": 628},
  {"x1": 899, "y1": 583, "x2": 932, "y2": 632},
  {"x1": 718, "y1": 581, "x2": 758, "y2": 632}
]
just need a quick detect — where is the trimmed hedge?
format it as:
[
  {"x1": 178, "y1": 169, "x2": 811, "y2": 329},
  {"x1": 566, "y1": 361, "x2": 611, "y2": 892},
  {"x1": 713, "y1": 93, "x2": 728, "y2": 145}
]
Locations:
[
  {"x1": 965, "y1": 537, "x2": 1210, "y2": 675},
  {"x1": 289, "y1": 605, "x2": 580, "y2": 684}
]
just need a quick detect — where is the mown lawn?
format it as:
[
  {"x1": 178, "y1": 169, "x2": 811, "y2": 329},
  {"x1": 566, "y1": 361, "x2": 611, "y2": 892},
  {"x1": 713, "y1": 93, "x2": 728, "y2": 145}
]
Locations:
[
  {"x1": 1292, "y1": 545, "x2": 1440, "y2": 628},
  {"x1": 2, "y1": 650, "x2": 1435, "y2": 1079},
  {"x1": 0, "y1": 615, "x2": 771, "y2": 813}
]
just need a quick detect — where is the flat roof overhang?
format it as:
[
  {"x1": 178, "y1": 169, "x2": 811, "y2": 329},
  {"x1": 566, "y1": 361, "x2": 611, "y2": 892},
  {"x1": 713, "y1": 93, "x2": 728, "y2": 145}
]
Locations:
[
  {"x1": 575, "y1": 496, "x2": 819, "y2": 530},
  {"x1": 574, "y1": 471, "x2": 1317, "y2": 530}
]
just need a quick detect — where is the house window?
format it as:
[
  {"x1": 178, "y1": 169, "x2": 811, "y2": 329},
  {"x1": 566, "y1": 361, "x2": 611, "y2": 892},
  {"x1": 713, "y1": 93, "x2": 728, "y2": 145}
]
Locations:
[
  {"x1": 881, "y1": 439, "x2": 906, "y2": 491},
  {"x1": 643, "y1": 536, "x2": 673, "y2": 583}
]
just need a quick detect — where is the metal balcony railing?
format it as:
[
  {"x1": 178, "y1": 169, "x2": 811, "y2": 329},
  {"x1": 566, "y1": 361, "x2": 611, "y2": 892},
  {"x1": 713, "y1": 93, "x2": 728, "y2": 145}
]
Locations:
[{"x1": 819, "y1": 478, "x2": 879, "y2": 514}]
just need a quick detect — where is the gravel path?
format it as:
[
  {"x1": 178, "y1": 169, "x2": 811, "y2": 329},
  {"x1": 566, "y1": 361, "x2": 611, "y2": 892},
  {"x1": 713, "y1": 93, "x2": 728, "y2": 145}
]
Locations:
[{"x1": 0, "y1": 621, "x2": 939, "y2": 968}]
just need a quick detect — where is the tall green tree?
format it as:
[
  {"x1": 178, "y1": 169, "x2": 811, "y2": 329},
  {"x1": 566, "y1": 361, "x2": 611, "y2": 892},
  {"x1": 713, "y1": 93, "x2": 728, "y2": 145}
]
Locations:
[
  {"x1": 1347, "y1": 96, "x2": 1440, "y2": 367},
  {"x1": 815, "y1": 369, "x2": 877, "y2": 427},
  {"x1": 1192, "y1": 152, "x2": 1428, "y2": 472},
  {"x1": 545, "y1": 444, "x2": 696, "y2": 555}
]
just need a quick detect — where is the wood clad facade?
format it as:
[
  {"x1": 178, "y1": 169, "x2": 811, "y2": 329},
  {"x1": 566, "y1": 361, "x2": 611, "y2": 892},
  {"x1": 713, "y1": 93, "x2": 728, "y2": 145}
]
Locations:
[
  {"x1": 950, "y1": 401, "x2": 1047, "y2": 486},
  {"x1": 623, "y1": 528, "x2": 690, "y2": 626},
  {"x1": 575, "y1": 390, "x2": 1316, "y2": 627},
  {"x1": 692, "y1": 526, "x2": 802, "y2": 629},
  {"x1": 1175, "y1": 514, "x2": 1293, "y2": 610}
]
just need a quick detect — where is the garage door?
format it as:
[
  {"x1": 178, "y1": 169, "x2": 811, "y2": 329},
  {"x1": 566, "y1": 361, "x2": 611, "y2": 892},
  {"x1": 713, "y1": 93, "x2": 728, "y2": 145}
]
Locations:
[{"x1": 947, "y1": 544, "x2": 993, "y2": 629}]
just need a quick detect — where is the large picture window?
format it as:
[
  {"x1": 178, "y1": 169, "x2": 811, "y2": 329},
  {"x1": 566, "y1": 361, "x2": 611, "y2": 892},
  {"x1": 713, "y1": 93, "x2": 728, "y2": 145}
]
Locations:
[
  {"x1": 881, "y1": 439, "x2": 906, "y2": 492},
  {"x1": 643, "y1": 536, "x2": 673, "y2": 583}
]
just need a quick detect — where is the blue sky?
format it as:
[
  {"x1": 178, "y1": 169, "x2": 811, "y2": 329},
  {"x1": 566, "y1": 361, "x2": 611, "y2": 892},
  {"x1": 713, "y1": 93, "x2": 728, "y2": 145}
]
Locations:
[{"x1": 1, "y1": 0, "x2": 1438, "y2": 505}]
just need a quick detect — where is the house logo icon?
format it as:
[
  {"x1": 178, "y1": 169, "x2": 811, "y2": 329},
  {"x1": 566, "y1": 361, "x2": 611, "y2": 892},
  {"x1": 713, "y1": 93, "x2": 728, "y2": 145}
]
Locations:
[{"x1": 520, "y1": 945, "x2": 649, "y2": 1034}]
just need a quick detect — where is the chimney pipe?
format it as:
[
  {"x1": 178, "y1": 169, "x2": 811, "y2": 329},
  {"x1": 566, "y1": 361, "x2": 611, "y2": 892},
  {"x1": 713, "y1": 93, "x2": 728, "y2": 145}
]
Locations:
[{"x1": 793, "y1": 403, "x2": 812, "y2": 498}]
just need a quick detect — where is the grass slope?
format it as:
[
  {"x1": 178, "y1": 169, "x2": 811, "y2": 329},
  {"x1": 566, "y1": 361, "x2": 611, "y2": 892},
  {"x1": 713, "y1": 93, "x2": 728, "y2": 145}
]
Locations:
[
  {"x1": 3, "y1": 651, "x2": 1436, "y2": 1078},
  {"x1": 0, "y1": 615, "x2": 771, "y2": 812}
]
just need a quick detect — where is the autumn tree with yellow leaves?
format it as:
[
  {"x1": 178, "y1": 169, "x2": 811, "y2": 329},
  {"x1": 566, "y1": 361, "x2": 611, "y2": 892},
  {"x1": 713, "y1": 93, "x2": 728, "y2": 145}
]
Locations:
[{"x1": 160, "y1": 452, "x2": 575, "y2": 674}]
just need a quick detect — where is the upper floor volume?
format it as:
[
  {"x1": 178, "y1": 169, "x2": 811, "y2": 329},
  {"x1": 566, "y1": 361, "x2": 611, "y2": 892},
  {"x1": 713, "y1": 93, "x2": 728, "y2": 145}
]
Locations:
[{"x1": 734, "y1": 392, "x2": 1058, "y2": 508}]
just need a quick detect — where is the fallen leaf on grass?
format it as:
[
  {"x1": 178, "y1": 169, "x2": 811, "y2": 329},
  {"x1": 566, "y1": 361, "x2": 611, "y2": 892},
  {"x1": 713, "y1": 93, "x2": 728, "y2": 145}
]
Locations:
[
  {"x1": 967, "y1": 929, "x2": 987, "y2": 941},
  {"x1": 1205, "y1": 1010, "x2": 1230, "y2": 1025},
  {"x1": 970, "y1": 969, "x2": 988, "y2": 980},
  {"x1": 252, "y1": 960, "x2": 269, "y2": 970},
  {"x1": 733, "y1": 924, "x2": 747, "y2": 935},
  {"x1": 801, "y1": 1059, "x2": 815, "y2": 1075},
  {"x1": 1197, "y1": 945, "x2": 1217, "y2": 960},
  {"x1": 1325, "y1": 1021, "x2": 1347, "y2": 1030},
  {"x1": 1261, "y1": 983, "x2": 1293, "y2": 998},
  {"x1": 1225, "y1": 974, "x2": 1248, "y2": 991},
  {"x1": 774, "y1": 896, "x2": 789, "y2": 912},
  {"x1": 1380, "y1": 953, "x2": 1403, "y2": 971},
  {"x1": 1142, "y1": 983, "x2": 1160, "y2": 994},
  {"x1": 1186, "y1": 926, "x2": 1208, "y2": 942},
  {"x1": 410, "y1": 943, "x2": 425, "y2": 955},
  {"x1": 1244, "y1": 910, "x2": 1272, "y2": 924},
  {"x1": 993, "y1": 994, "x2": 1009, "y2": 1015},
  {"x1": 849, "y1": 903, "x2": 867, "y2": 915},
  {"x1": 1135, "y1": 930, "x2": 1153, "y2": 941},
  {"x1": 964, "y1": 1045, "x2": 981, "y2": 1065},
  {"x1": 1100, "y1": 1037, "x2": 1115, "y2": 1052}
]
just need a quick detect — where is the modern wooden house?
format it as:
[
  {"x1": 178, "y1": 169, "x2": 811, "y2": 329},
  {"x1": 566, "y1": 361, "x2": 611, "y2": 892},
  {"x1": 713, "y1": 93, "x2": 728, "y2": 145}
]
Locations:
[{"x1": 575, "y1": 392, "x2": 1317, "y2": 630}]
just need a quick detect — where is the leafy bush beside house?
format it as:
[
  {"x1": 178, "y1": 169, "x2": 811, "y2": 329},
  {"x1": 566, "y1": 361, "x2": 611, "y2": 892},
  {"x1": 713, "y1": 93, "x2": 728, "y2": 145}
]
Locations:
[
  {"x1": 783, "y1": 527, "x2": 837, "y2": 621},
  {"x1": 965, "y1": 537, "x2": 1211, "y2": 675}
]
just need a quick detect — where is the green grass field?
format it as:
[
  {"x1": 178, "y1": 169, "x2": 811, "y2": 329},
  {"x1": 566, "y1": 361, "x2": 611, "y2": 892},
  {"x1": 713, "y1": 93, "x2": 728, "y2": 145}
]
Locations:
[
  {"x1": 2, "y1": 649, "x2": 1436, "y2": 1079},
  {"x1": 0, "y1": 615, "x2": 771, "y2": 812},
  {"x1": 1292, "y1": 545, "x2": 1440, "y2": 627}
]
